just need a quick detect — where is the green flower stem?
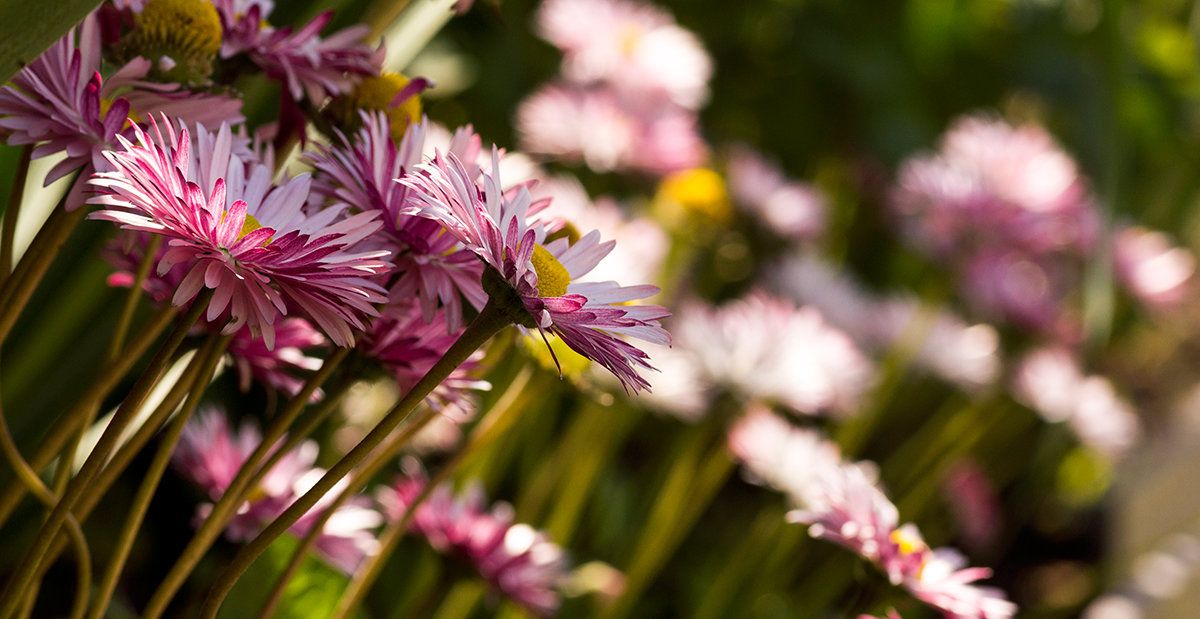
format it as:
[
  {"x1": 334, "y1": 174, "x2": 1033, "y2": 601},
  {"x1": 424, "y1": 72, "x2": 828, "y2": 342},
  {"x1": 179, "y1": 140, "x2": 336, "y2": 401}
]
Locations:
[
  {"x1": 104, "y1": 235, "x2": 162, "y2": 360},
  {"x1": 0, "y1": 288, "x2": 212, "y2": 619},
  {"x1": 600, "y1": 419, "x2": 736, "y2": 619},
  {"x1": 27, "y1": 340, "x2": 214, "y2": 580},
  {"x1": 330, "y1": 366, "x2": 539, "y2": 619},
  {"x1": 0, "y1": 392, "x2": 90, "y2": 619},
  {"x1": 691, "y1": 504, "x2": 788, "y2": 619},
  {"x1": 86, "y1": 332, "x2": 230, "y2": 619},
  {"x1": 0, "y1": 302, "x2": 178, "y2": 529},
  {"x1": 139, "y1": 346, "x2": 352, "y2": 619},
  {"x1": 0, "y1": 198, "x2": 85, "y2": 346},
  {"x1": 261, "y1": 363, "x2": 532, "y2": 619},
  {"x1": 426, "y1": 580, "x2": 485, "y2": 619},
  {"x1": 254, "y1": 394, "x2": 443, "y2": 619},
  {"x1": 200, "y1": 300, "x2": 511, "y2": 618},
  {"x1": 513, "y1": 391, "x2": 615, "y2": 524},
  {"x1": 0, "y1": 145, "x2": 32, "y2": 283},
  {"x1": 835, "y1": 301, "x2": 938, "y2": 458},
  {"x1": 543, "y1": 402, "x2": 639, "y2": 545}
]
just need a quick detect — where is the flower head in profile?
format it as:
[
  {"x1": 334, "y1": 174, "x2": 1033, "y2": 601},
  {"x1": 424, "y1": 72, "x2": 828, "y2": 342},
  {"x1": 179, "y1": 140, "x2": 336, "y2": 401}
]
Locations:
[
  {"x1": 309, "y1": 111, "x2": 485, "y2": 331},
  {"x1": 402, "y1": 149, "x2": 670, "y2": 393},
  {"x1": 88, "y1": 117, "x2": 391, "y2": 348},
  {"x1": 379, "y1": 476, "x2": 569, "y2": 616},
  {"x1": 212, "y1": 0, "x2": 379, "y2": 103}
]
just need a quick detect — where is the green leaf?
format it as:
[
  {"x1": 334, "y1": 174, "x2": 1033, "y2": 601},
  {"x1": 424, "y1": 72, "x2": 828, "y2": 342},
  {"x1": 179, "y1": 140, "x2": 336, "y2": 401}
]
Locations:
[
  {"x1": 0, "y1": 0, "x2": 104, "y2": 84},
  {"x1": 219, "y1": 534, "x2": 360, "y2": 619}
]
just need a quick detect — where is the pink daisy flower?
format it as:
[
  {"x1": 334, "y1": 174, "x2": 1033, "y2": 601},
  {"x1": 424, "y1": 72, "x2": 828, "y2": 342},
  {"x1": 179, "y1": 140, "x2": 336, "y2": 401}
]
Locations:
[
  {"x1": 363, "y1": 299, "x2": 490, "y2": 414},
  {"x1": 379, "y1": 476, "x2": 569, "y2": 616},
  {"x1": 309, "y1": 112, "x2": 486, "y2": 330},
  {"x1": 733, "y1": 410, "x2": 1016, "y2": 618},
  {"x1": 212, "y1": 0, "x2": 379, "y2": 103},
  {"x1": 227, "y1": 317, "x2": 328, "y2": 401},
  {"x1": 673, "y1": 292, "x2": 873, "y2": 416},
  {"x1": 88, "y1": 118, "x2": 391, "y2": 349},
  {"x1": 535, "y1": 0, "x2": 712, "y2": 110},
  {"x1": 174, "y1": 409, "x2": 381, "y2": 572},
  {"x1": 401, "y1": 149, "x2": 670, "y2": 393},
  {"x1": 0, "y1": 12, "x2": 243, "y2": 203}
]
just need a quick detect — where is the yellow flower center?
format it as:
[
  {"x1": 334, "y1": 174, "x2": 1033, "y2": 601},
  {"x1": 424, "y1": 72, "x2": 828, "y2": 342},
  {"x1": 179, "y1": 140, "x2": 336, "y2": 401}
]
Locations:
[
  {"x1": 545, "y1": 222, "x2": 581, "y2": 246},
  {"x1": 238, "y1": 214, "x2": 266, "y2": 242},
  {"x1": 327, "y1": 73, "x2": 424, "y2": 142},
  {"x1": 531, "y1": 244, "x2": 570, "y2": 298},
  {"x1": 889, "y1": 527, "x2": 927, "y2": 556},
  {"x1": 655, "y1": 167, "x2": 731, "y2": 225},
  {"x1": 123, "y1": 0, "x2": 222, "y2": 85}
]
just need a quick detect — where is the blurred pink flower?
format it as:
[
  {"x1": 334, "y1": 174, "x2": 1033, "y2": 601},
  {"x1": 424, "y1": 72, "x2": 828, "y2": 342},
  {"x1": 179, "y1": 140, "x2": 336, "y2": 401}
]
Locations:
[
  {"x1": 727, "y1": 145, "x2": 827, "y2": 242},
  {"x1": 893, "y1": 114, "x2": 1098, "y2": 258},
  {"x1": 535, "y1": 0, "x2": 712, "y2": 110},
  {"x1": 379, "y1": 476, "x2": 569, "y2": 616},
  {"x1": 515, "y1": 84, "x2": 705, "y2": 176},
  {"x1": 961, "y1": 250, "x2": 1064, "y2": 332},
  {"x1": 1114, "y1": 226, "x2": 1194, "y2": 311},
  {"x1": 673, "y1": 292, "x2": 873, "y2": 415},
  {"x1": 942, "y1": 460, "x2": 1002, "y2": 553},
  {"x1": 1013, "y1": 347, "x2": 1140, "y2": 460},
  {"x1": 173, "y1": 409, "x2": 381, "y2": 573},
  {"x1": 227, "y1": 317, "x2": 328, "y2": 401},
  {"x1": 402, "y1": 149, "x2": 671, "y2": 393},
  {"x1": 728, "y1": 405, "x2": 844, "y2": 504},
  {"x1": 88, "y1": 119, "x2": 391, "y2": 349},
  {"x1": 770, "y1": 253, "x2": 1002, "y2": 391},
  {"x1": 364, "y1": 299, "x2": 490, "y2": 414}
]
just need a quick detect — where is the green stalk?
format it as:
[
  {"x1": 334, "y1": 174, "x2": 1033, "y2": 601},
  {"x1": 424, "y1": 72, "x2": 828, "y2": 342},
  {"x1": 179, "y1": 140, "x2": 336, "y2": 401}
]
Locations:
[
  {"x1": 0, "y1": 396, "x2": 90, "y2": 619},
  {"x1": 140, "y1": 347, "x2": 351, "y2": 619},
  {"x1": 0, "y1": 289, "x2": 211, "y2": 619},
  {"x1": 86, "y1": 333, "x2": 230, "y2": 619},
  {"x1": 600, "y1": 420, "x2": 735, "y2": 619},
  {"x1": 0, "y1": 199, "x2": 85, "y2": 346},
  {"x1": 0, "y1": 145, "x2": 32, "y2": 283},
  {"x1": 199, "y1": 300, "x2": 511, "y2": 618},
  {"x1": 691, "y1": 505, "x2": 788, "y2": 619},
  {"x1": 0, "y1": 302, "x2": 177, "y2": 529},
  {"x1": 104, "y1": 235, "x2": 162, "y2": 360},
  {"x1": 330, "y1": 366, "x2": 539, "y2": 619}
]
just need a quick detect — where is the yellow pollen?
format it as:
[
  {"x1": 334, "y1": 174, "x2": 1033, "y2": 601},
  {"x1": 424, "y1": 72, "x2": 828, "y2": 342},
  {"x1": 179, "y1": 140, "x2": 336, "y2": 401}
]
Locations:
[
  {"x1": 656, "y1": 167, "x2": 731, "y2": 224},
  {"x1": 122, "y1": 0, "x2": 222, "y2": 85},
  {"x1": 531, "y1": 244, "x2": 571, "y2": 298},
  {"x1": 890, "y1": 527, "x2": 927, "y2": 557},
  {"x1": 137, "y1": 0, "x2": 223, "y2": 58},
  {"x1": 329, "y1": 73, "x2": 423, "y2": 142}
]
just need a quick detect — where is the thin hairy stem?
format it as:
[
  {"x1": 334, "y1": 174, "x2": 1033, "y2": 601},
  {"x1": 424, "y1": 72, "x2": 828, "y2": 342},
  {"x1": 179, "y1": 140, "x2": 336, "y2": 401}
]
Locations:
[
  {"x1": 199, "y1": 301, "x2": 510, "y2": 618},
  {"x1": 0, "y1": 290, "x2": 211, "y2": 619},
  {"x1": 86, "y1": 333, "x2": 229, "y2": 619},
  {"x1": 141, "y1": 347, "x2": 351, "y2": 619}
]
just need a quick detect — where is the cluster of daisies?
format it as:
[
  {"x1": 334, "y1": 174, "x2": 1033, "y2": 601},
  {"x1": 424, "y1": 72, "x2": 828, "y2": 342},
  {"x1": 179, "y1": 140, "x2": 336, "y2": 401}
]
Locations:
[{"x1": 0, "y1": 0, "x2": 669, "y2": 614}]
